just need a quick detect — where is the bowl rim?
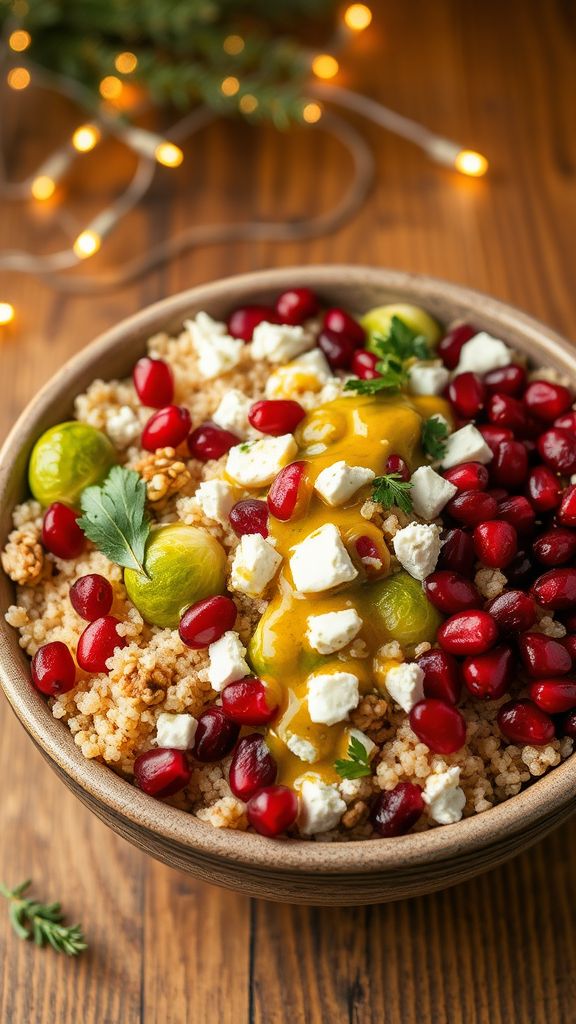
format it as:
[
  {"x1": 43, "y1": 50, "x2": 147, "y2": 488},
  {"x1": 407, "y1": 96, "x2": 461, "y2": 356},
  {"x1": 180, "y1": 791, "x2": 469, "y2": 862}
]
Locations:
[{"x1": 1, "y1": 263, "x2": 575, "y2": 875}]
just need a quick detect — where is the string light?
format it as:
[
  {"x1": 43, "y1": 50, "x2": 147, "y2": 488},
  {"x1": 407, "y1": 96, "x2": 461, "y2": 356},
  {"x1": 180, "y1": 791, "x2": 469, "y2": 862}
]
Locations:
[
  {"x1": 239, "y1": 94, "x2": 258, "y2": 114},
  {"x1": 221, "y1": 76, "x2": 240, "y2": 97},
  {"x1": 223, "y1": 34, "x2": 245, "y2": 55},
  {"x1": 0, "y1": 303, "x2": 15, "y2": 326},
  {"x1": 29, "y1": 151, "x2": 71, "y2": 200},
  {"x1": 343, "y1": 4, "x2": 373, "y2": 31},
  {"x1": 7, "y1": 67, "x2": 30, "y2": 90},
  {"x1": 31, "y1": 175, "x2": 56, "y2": 200},
  {"x1": 9, "y1": 29, "x2": 31, "y2": 51},
  {"x1": 155, "y1": 142, "x2": 184, "y2": 167},
  {"x1": 99, "y1": 76, "x2": 123, "y2": 100},
  {"x1": 115, "y1": 51, "x2": 138, "y2": 74},
  {"x1": 454, "y1": 149, "x2": 488, "y2": 177},
  {"x1": 302, "y1": 101, "x2": 322, "y2": 124},
  {"x1": 72, "y1": 124, "x2": 101, "y2": 152},
  {"x1": 73, "y1": 230, "x2": 101, "y2": 259},
  {"x1": 122, "y1": 127, "x2": 183, "y2": 167},
  {"x1": 311, "y1": 54, "x2": 339, "y2": 80}
]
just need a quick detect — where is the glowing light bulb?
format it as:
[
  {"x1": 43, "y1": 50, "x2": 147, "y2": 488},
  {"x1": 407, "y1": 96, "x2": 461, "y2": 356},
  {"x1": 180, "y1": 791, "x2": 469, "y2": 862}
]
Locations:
[
  {"x1": 9, "y1": 29, "x2": 31, "y2": 51},
  {"x1": 239, "y1": 94, "x2": 258, "y2": 114},
  {"x1": 311, "y1": 54, "x2": 339, "y2": 80},
  {"x1": 73, "y1": 230, "x2": 101, "y2": 259},
  {"x1": 7, "y1": 66, "x2": 30, "y2": 90},
  {"x1": 454, "y1": 149, "x2": 488, "y2": 177},
  {"x1": 223, "y1": 34, "x2": 245, "y2": 55},
  {"x1": 31, "y1": 175, "x2": 56, "y2": 201},
  {"x1": 302, "y1": 102, "x2": 322, "y2": 124},
  {"x1": 344, "y1": 4, "x2": 373, "y2": 30},
  {"x1": 99, "y1": 76, "x2": 123, "y2": 100},
  {"x1": 72, "y1": 124, "x2": 101, "y2": 152},
  {"x1": 0, "y1": 303, "x2": 15, "y2": 326},
  {"x1": 155, "y1": 142, "x2": 184, "y2": 167},
  {"x1": 115, "y1": 51, "x2": 138, "y2": 74},
  {"x1": 221, "y1": 76, "x2": 240, "y2": 97}
]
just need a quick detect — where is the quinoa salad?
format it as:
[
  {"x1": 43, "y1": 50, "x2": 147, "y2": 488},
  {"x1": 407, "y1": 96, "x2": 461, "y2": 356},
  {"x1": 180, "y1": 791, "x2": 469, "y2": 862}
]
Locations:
[{"x1": 3, "y1": 287, "x2": 576, "y2": 841}]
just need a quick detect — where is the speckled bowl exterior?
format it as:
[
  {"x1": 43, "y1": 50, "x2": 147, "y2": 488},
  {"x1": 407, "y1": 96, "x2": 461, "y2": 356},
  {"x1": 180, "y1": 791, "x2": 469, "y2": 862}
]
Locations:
[{"x1": 1, "y1": 266, "x2": 575, "y2": 905}]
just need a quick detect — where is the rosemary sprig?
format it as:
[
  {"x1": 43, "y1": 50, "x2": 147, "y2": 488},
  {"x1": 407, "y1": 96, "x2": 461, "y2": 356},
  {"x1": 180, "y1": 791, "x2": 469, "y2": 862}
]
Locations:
[
  {"x1": 334, "y1": 736, "x2": 372, "y2": 780},
  {"x1": 371, "y1": 472, "x2": 414, "y2": 515},
  {"x1": 0, "y1": 879, "x2": 87, "y2": 957}
]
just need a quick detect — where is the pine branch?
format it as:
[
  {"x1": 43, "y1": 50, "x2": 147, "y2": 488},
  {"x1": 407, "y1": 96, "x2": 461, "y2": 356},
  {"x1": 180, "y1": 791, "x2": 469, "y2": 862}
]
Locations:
[{"x1": 0, "y1": 880, "x2": 87, "y2": 957}]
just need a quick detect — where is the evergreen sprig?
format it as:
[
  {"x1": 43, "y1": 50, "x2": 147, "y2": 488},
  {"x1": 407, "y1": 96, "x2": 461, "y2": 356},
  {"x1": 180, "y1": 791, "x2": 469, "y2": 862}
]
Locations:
[{"x1": 0, "y1": 880, "x2": 87, "y2": 956}]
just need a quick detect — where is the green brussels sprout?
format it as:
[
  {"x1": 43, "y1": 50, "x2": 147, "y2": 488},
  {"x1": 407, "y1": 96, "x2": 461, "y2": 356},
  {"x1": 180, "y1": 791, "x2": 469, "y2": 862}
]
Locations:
[
  {"x1": 124, "y1": 524, "x2": 227, "y2": 629},
  {"x1": 362, "y1": 571, "x2": 442, "y2": 647},
  {"x1": 29, "y1": 421, "x2": 117, "y2": 507},
  {"x1": 361, "y1": 303, "x2": 441, "y2": 355}
]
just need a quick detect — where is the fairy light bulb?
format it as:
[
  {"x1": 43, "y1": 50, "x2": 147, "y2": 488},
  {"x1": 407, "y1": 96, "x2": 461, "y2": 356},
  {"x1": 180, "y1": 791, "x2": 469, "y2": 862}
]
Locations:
[
  {"x1": 99, "y1": 76, "x2": 123, "y2": 100},
  {"x1": 221, "y1": 76, "x2": 240, "y2": 97},
  {"x1": 31, "y1": 175, "x2": 56, "y2": 201},
  {"x1": 454, "y1": 149, "x2": 488, "y2": 177},
  {"x1": 344, "y1": 4, "x2": 373, "y2": 30},
  {"x1": 72, "y1": 124, "x2": 101, "y2": 152},
  {"x1": 239, "y1": 94, "x2": 258, "y2": 114},
  {"x1": 311, "y1": 54, "x2": 339, "y2": 80},
  {"x1": 223, "y1": 34, "x2": 244, "y2": 55},
  {"x1": 114, "y1": 51, "x2": 138, "y2": 74},
  {"x1": 302, "y1": 102, "x2": 322, "y2": 124},
  {"x1": 155, "y1": 142, "x2": 183, "y2": 167},
  {"x1": 9, "y1": 29, "x2": 31, "y2": 51},
  {"x1": 73, "y1": 230, "x2": 101, "y2": 259},
  {"x1": 7, "y1": 66, "x2": 30, "y2": 89},
  {"x1": 0, "y1": 303, "x2": 15, "y2": 326}
]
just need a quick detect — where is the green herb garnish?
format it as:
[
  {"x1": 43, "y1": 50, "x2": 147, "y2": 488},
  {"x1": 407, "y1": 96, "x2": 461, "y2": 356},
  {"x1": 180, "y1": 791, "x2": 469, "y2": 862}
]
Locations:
[
  {"x1": 371, "y1": 472, "x2": 414, "y2": 515},
  {"x1": 421, "y1": 416, "x2": 449, "y2": 460},
  {"x1": 78, "y1": 465, "x2": 150, "y2": 576},
  {"x1": 0, "y1": 879, "x2": 87, "y2": 956},
  {"x1": 344, "y1": 354, "x2": 407, "y2": 395},
  {"x1": 344, "y1": 316, "x2": 429, "y2": 396},
  {"x1": 334, "y1": 736, "x2": 373, "y2": 780}
]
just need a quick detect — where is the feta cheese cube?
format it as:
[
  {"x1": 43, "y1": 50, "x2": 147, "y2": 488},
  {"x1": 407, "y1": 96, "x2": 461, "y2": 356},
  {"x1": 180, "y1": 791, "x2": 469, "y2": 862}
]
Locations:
[
  {"x1": 410, "y1": 465, "x2": 457, "y2": 521},
  {"x1": 423, "y1": 766, "x2": 466, "y2": 824},
  {"x1": 393, "y1": 522, "x2": 441, "y2": 580},
  {"x1": 226, "y1": 434, "x2": 298, "y2": 487},
  {"x1": 185, "y1": 312, "x2": 244, "y2": 379},
  {"x1": 347, "y1": 727, "x2": 377, "y2": 760},
  {"x1": 306, "y1": 608, "x2": 363, "y2": 655},
  {"x1": 294, "y1": 348, "x2": 333, "y2": 382},
  {"x1": 105, "y1": 405, "x2": 142, "y2": 449},
  {"x1": 156, "y1": 712, "x2": 198, "y2": 750},
  {"x1": 251, "y1": 321, "x2": 313, "y2": 363},
  {"x1": 384, "y1": 662, "x2": 425, "y2": 712},
  {"x1": 290, "y1": 523, "x2": 358, "y2": 592},
  {"x1": 194, "y1": 479, "x2": 235, "y2": 525},
  {"x1": 207, "y1": 631, "x2": 249, "y2": 692},
  {"x1": 229, "y1": 534, "x2": 282, "y2": 597},
  {"x1": 212, "y1": 389, "x2": 252, "y2": 439},
  {"x1": 286, "y1": 733, "x2": 320, "y2": 764},
  {"x1": 441, "y1": 423, "x2": 493, "y2": 469},
  {"x1": 297, "y1": 778, "x2": 347, "y2": 835},
  {"x1": 408, "y1": 362, "x2": 450, "y2": 396},
  {"x1": 307, "y1": 670, "x2": 360, "y2": 726},
  {"x1": 314, "y1": 460, "x2": 375, "y2": 507},
  {"x1": 455, "y1": 331, "x2": 513, "y2": 376}
]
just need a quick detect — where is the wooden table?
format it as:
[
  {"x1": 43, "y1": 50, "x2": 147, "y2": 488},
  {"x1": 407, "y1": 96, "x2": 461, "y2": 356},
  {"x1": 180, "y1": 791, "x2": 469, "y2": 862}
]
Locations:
[{"x1": 1, "y1": 1, "x2": 575, "y2": 1020}]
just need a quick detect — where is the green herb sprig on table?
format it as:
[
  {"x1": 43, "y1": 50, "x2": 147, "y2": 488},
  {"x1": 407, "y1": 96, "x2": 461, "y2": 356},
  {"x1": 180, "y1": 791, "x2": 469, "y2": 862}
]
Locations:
[
  {"x1": 371, "y1": 473, "x2": 414, "y2": 515},
  {"x1": 421, "y1": 416, "x2": 449, "y2": 460},
  {"x1": 0, "y1": 880, "x2": 87, "y2": 956},
  {"x1": 78, "y1": 465, "x2": 150, "y2": 576},
  {"x1": 334, "y1": 736, "x2": 373, "y2": 780},
  {"x1": 344, "y1": 316, "x2": 430, "y2": 396}
]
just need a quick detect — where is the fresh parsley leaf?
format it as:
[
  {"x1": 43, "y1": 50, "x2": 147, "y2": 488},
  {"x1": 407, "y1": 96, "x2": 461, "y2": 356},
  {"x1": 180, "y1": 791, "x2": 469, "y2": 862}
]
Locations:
[
  {"x1": 78, "y1": 465, "x2": 150, "y2": 576},
  {"x1": 344, "y1": 353, "x2": 407, "y2": 395},
  {"x1": 334, "y1": 736, "x2": 372, "y2": 780},
  {"x1": 422, "y1": 416, "x2": 449, "y2": 460},
  {"x1": 372, "y1": 316, "x2": 430, "y2": 362},
  {"x1": 0, "y1": 879, "x2": 87, "y2": 957},
  {"x1": 371, "y1": 472, "x2": 414, "y2": 515}
]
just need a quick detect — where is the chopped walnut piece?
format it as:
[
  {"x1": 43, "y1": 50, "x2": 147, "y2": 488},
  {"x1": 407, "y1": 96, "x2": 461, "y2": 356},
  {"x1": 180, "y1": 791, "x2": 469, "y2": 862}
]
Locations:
[
  {"x1": 135, "y1": 446, "x2": 192, "y2": 503},
  {"x1": 342, "y1": 800, "x2": 369, "y2": 829},
  {"x1": 1, "y1": 528, "x2": 45, "y2": 586}
]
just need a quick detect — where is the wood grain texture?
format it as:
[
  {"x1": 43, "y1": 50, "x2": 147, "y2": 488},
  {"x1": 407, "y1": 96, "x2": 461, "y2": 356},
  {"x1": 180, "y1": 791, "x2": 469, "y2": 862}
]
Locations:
[{"x1": 1, "y1": 0, "x2": 575, "y2": 1019}]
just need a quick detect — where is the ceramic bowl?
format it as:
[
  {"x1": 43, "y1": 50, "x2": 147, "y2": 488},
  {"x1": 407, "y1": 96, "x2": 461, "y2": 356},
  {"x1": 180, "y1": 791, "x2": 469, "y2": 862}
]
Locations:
[{"x1": 1, "y1": 266, "x2": 575, "y2": 905}]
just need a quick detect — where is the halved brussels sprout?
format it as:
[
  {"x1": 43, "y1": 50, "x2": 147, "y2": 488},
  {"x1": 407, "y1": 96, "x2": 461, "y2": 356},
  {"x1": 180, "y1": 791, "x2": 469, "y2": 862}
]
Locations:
[
  {"x1": 29, "y1": 421, "x2": 117, "y2": 507},
  {"x1": 361, "y1": 303, "x2": 441, "y2": 355},
  {"x1": 361, "y1": 570, "x2": 442, "y2": 647}
]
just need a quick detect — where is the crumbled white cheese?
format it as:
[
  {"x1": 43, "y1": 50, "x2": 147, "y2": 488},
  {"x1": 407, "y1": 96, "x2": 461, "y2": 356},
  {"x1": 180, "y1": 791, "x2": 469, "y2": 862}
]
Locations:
[
  {"x1": 441, "y1": 423, "x2": 493, "y2": 469},
  {"x1": 207, "y1": 631, "x2": 250, "y2": 692},
  {"x1": 194, "y1": 479, "x2": 235, "y2": 525},
  {"x1": 455, "y1": 331, "x2": 513, "y2": 376},
  {"x1": 212, "y1": 389, "x2": 252, "y2": 439},
  {"x1": 297, "y1": 778, "x2": 347, "y2": 835},
  {"x1": 408, "y1": 362, "x2": 450, "y2": 396},
  {"x1": 105, "y1": 405, "x2": 142, "y2": 449},
  {"x1": 410, "y1": 465, "x2": 457, "y2": 521},
  {"x1": 393, "y1": 522, "x2": 441, "y2": 581},
  {"x1": 293, "y1": 348, "x2": 333, "y2": 381},
  {"x1": 423, "y1": 766, "x2": 466, "y2": 824},
  {"x1": 290, "y1": 523, "x2": 358, "y2": 593},
  {"x1": 229, "y1": 533, "x2": 282, "y2": 597},
  {"x1": 306, "y1": 608, "x2": 363, "y2": 655},
  {"x1": 251, "y1": 321, "x2": 314, "y2": 363},
  {"x1": 226, "y1": 434, "x2": 298, "y2": 487},
  {"x1": 264, "y1": 349, "x2": 333, "y2": 405},
  {"x1": 384, "y1": 662, "x2": 425, "y2": 712},
  {"x1": 185, "y1": 312, "x2": 244, "y2": 379},
  {"x1": 314, "y1": 460, "x2": 375, "y2": 507},
  {"x1": 286, "y1": 733, "x2": 320, "y2": 764},
  {"x1": 307, "y1": 671, "x2": 360, "y2": 726},
  {"x1": 347, "y1": 727, "x2": 377, "y2": 760},
  {"x1": 155, "y1": 712, "x2": 198, "y2": 750}
]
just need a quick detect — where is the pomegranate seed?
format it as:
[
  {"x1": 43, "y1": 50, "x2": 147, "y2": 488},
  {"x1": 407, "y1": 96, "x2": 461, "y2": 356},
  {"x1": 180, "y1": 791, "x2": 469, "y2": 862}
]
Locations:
[
  {"x1": 526, "y1": 465, "x2": 562, "y2": 513},
  {"x1": 531, "y1": 568, "x2": 576, "y2": 610},
  {"x1": 423, "y1": 570, "x2": 480, "y2": 614},
  {"x1": 438, "y1": 610, "x2": 499, "y2": 655},
  {"x1": 134, "y1": 748, "x2": 191, "y2": 798},
  {"x1": 533, "y1": 528, "x2": 576, "y2": 567},
  {"x1": 529, "y1": 679, "x2": 576, "y2": 714},
  {"x1": 31, "y1": 641, "x2": 76, "y2": 696},
  {"x1": 70, "y1": 574, "x2": 113, "y2": 621},
  {"x1": 561, "y1": 710, "x2": 576, "y2": 738},
  {"x1": 370, "y1": 782, "x2": 424, "y2": 837},
  {"x1": 248, "y1": 399, "x2": 305, "y2": 436},
  {"x1": 447, "y1": 372, "x2": 486, "y2": 419},
  {"x1": 462, "y1": 644, "x2": 515, "y2": 700},
  {"x1": 488, "y1": 393, "x2": 529, "y2": 434},
  {"x1": 416, "y1": 649, "x2": 462, "y2": 705},
  {"x1": 355, "y1": 535, "x2": 387, "y2": 575},
  {"x1": 42, "y1": 503, "x2": 85, "y2": 559},
  {"x1": 133, "y1": 356, "x2": 174, "y2": 408},
  {"x1": 188, "y1": 421, "x2": 239, "y2": 461},
  {"x1": 385, "y1": 453, "x2": 410, "y2": 481},
  {"x1": 473, "y1": 520, "x2": 517, "y2": 568},
  {"x1": 446, "y1": 490, "x2": 498, "y2": 527},
  {"x1": 484, "y1": 364, "x2": 527, "y2": 397},
  {"x1": 558, "y1": 485, "x2": 576, "y2": 527},
  {"x1": 497, "y1": 495, "x2": 536, "y2": 536},
  {"x1": 318, "y1": 328, "x2": 357, "y2": 370},
  {"x1": 179, "y1": 595, "x2": 237, "y2": 648},
  {"x1": 443, "y1": 462, "x2": 488, "y2": 492},
  {"x1": 142, "y1": 405, "x2": 191, "y2": 451},
  {"x1": 488, "y1": 488, "x2": 510, "y2": 503},
  {"x1": 222, "y1": 678, "x2": 279, "y2": 725},
  {"x1": 519, "y1": 632, "x2": 572, "y2": 678},
  {"x1": 438, "y1": 323, "x2": 477, "y2": 370},
  {"x1": 267, "y1": 461, "x2": 309, "y2": 521},
  {"x1": 487, "y1": 590, "x2": 536, "y2": 632},
  {"x1": 438, "y1": 528, "x2": 476, "y2": 576},
  {"x1": 274, "y1": 287, "x2": 318, "y2": 325},
  {"x1": 323, "y1": 307, "x2": 365, "y2": 346},
  {"x1": 523, "y1": 439, "x2": 539, "y2": 463},
  {"x1": 561, "y1": 635, "x2": 576, "y2": 662},
  {"x1": 555, "y1": 411, "x2": 576, "y2": 433},
  {"x1": 191, "y1": 707, "x2": 239, "y2": 762},
  {"x1": 76, "y1": 616, "x2": 126, "y2": 674},
  {"x1": 497, "y1": 699, "x2": 555, "y2": 745},
  {"x1": 352, "y1": 349, "x2": 381, "y2": 380},
  {"x1": 524, "y1": 380, "x2": 572, "y2": 422},
  {"x1": 247, "y1": 785, "x2": 298, "y2": 837},
  {"x1": 491, "y1": 441, "x2": 528, "y2": 489},
  {"x1": 228, "y1": 305, "x2": 277, "y2": 341},
  {"x1": 409, "y1": 699, "x2": 466, "y2": 754},
  {"x1": 229, "y1": 734, "x2": 277, "y2": 800},
  {"x1": 537, "y1": 428, "x2": 576, "y2": 475},
  {"x1": 478, "y1": 424, "x2": 514, "y2": 455},
  {"x1": 229, "y1": 499, "x2": 269, "y2": 538}
]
